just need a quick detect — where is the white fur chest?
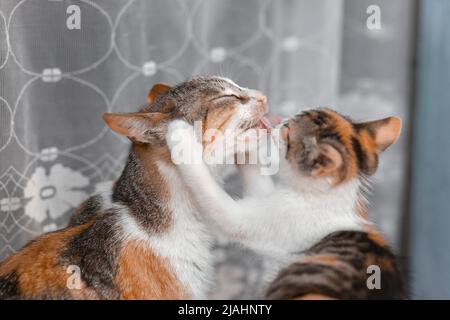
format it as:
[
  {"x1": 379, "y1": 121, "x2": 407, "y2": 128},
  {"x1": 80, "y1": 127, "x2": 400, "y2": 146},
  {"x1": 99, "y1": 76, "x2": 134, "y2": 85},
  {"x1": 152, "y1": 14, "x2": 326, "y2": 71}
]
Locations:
[
  {"x1": 119, "y1": 210, "x2": 213, "y2": 299},
  {"x1": 100, "y1": 173, "x2": 214, "y2": 299},
  {"x1": 243, "y1": 179, "x2": 366, "y2": 258},
  {"x1": 152, "y1": 162, "x2": 214, "y2": 299},
  {"x1": 279, "y1": 180, "x2": 366, "y2": 252}
]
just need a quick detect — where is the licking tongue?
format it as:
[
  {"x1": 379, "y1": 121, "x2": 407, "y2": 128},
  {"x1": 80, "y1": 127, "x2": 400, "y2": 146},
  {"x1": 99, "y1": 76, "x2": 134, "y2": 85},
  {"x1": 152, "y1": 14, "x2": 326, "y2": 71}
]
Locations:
[
  {"x1": 259, "y1": 113, "x2": 282, "y2": 132},
  {"x1": 238, "y1": 113, "x2": 282, "y2": 142}
]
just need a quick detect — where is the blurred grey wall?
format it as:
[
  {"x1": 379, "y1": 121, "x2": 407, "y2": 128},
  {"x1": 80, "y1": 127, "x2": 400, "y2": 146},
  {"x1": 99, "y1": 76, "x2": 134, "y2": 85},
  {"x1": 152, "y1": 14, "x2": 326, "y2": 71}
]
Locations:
[
  {"x1": 411, "y1": 0, "x2": 450, "y2": 299},
  {"x1": 339, "y1": 0, "x2": 416, "y2": 250}
]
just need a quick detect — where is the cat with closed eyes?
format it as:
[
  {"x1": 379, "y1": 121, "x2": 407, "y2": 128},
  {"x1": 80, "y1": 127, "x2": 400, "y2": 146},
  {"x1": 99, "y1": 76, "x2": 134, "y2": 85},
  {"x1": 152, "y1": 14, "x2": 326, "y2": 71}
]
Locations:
[
  {"x1": 167, "y1": 108, "x2": 407, "y2": 299},
  {"x1": 0, "y1": 76, "x2": 269, "y2": 299}
]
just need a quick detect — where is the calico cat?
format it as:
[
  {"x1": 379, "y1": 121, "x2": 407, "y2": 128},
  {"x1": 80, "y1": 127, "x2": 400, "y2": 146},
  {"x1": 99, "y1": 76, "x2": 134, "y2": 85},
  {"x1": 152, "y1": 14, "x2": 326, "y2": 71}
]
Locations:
[
  {"x1": 0, "y1": 76, "x2": 268, "y2": 299},
  {"x1": 166, "y1": 108, "x2": 406, "y2": 299}
]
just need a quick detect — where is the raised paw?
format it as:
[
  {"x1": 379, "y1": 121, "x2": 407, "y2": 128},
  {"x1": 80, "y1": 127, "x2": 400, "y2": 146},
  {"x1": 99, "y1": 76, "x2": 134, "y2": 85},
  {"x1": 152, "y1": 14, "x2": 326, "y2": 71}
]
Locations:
[
  {"x1": 166, "y1": 119, "x2": 203, "y2": 165},
  {"x1": 166, "y1": 120, "x2": 194, "y2": 149}
]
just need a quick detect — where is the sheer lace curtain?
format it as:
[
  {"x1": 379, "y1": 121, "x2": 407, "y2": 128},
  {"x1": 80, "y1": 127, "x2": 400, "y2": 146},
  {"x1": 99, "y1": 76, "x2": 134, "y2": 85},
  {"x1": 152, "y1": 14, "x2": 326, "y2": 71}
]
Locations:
[{"x1": 0, "y1": 0, "x2": 414, "y2": 298}]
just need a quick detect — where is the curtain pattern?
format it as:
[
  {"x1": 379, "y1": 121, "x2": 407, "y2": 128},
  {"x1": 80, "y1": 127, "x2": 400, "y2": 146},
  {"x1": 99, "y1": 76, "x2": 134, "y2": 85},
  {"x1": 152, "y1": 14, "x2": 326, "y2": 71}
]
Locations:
[{"x1": 0, "y1": 0, "x2": 413, "y2": 298}]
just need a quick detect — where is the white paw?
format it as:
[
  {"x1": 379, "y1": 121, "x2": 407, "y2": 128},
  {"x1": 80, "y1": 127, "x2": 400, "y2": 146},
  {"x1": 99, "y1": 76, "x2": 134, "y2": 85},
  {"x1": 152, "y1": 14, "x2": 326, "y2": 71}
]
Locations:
[
  {"x1": 166, "y1": 119, "x2": 194, "y2": 150},
  {"x1": 166, "y1": 119, "x2": 203, "y2": 165}
]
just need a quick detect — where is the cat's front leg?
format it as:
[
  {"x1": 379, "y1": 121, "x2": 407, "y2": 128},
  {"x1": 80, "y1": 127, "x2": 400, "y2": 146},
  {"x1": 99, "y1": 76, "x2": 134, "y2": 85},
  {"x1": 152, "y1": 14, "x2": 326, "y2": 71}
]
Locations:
[
  {"x1": 235, "y1": 128, "x2": 276, "y2": 196},
  {"x1": 166, "y1": 120, "x2": 250, "y2": 240},
  {"x1": 237, "y1": 164, "x2": 274, "y2": 197}
]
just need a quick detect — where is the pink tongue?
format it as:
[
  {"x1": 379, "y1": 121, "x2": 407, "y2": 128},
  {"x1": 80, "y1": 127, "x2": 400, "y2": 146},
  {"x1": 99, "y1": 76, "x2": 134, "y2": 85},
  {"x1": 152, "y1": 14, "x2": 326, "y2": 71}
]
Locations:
[
  {"x1": 266, "y1": 113, "x2": 282, "y2": 126},
  {"x1": 259, "y1": 113, "x2": 282, "y2": 132}
]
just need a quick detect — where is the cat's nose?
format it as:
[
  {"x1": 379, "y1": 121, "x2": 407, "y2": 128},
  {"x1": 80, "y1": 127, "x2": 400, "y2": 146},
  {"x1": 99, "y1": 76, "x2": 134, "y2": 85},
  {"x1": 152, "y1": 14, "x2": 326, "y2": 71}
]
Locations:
[{"x1": 254, "y1": 91, "x2": 267, "y2": 104}]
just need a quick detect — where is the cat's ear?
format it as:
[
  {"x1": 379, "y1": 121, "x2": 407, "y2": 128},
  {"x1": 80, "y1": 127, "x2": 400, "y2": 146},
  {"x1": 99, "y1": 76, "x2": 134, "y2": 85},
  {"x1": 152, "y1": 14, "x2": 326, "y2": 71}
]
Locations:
[
  {"x1": 147, "y1": 83, "x2": 172, "y2": 104},
  {"x1": 310, "y1": 144, "x2": 343, "y2": 179},
  {"x1": 356, "y1": 116, "x2": 402, "y2": 152},
  {"x1": 103, "y1": 112, "x2": 170, "y2": 143}
]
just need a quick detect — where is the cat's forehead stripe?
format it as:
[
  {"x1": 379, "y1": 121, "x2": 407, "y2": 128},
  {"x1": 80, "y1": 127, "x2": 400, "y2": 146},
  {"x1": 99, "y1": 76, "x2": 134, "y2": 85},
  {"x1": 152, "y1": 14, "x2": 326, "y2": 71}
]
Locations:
[{"x1": 221, "y1": 77, "x2": 247, "y2": 91}]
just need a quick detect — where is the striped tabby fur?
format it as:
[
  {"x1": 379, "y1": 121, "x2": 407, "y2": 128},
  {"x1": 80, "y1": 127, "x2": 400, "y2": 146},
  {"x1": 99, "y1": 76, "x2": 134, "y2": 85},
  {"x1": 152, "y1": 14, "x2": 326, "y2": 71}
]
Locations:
[{"x1": 266, "y1": 230, "x2": 406, "y2": 299}]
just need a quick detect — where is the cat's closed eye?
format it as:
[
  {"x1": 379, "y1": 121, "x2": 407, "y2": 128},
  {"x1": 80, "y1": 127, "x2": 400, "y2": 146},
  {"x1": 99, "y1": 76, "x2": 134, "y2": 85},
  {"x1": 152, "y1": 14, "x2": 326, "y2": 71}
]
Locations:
[{"x1": 212, "y1": 94, "x2": 242, "y2": 101}]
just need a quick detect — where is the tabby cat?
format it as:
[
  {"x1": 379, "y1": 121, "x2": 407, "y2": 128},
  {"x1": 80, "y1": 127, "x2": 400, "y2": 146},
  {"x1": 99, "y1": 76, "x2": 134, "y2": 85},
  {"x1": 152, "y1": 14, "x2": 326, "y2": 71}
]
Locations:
[{"x1": 0, "y1": 76, "x2": 268, "y2": 299}]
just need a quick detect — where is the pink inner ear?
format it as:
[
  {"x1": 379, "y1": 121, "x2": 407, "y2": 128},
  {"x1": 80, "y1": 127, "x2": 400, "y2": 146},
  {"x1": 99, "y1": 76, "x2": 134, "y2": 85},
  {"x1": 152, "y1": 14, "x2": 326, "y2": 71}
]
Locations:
[
  {"x1": 102, "y1": 113, "x2": 131, "y2": 137},
  {"x1": 375, "y1": 117, "x2": 402, "y2": 151},
  {"x1": 103, "y1": 112, "x2": 170, "y2": 143}
]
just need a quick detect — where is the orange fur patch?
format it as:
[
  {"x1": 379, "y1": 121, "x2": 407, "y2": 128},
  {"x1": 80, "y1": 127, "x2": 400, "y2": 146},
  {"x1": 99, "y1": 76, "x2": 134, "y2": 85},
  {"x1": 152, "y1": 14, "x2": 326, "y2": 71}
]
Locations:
[
  {"x1": 147, "y1": 83, "x2": 171, "y2": 104},
  {"x1": 115, "y1": 239, "x2": 188, "y2": 299},
  {"x1": 0, "y1": 223, "x2": 96, "y2": 299},
  {"x1": 322, "y1": 110, "x2": 358, "y2": 181},
  {"x1": 366, "y1": 229, "x2": 388, "y2": 247},
  {"x1": 358, "y1": 130, "x2": 378, "y2": 175},
  {"x1": 323, "y1": 110, "x2": 353, "y2": 146},
  {"x1": 202, "y1": 107, "x2": 237, "y2": 155},
  {"x1": 359, "y1": 130, "x2": 378, "y2": 155},
  {"x1": 300, "y1": 254, "x2": 339, "y2": 266},
  {"x1": 204, "y1": 107, "x2": 236, "y2": 136}
]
